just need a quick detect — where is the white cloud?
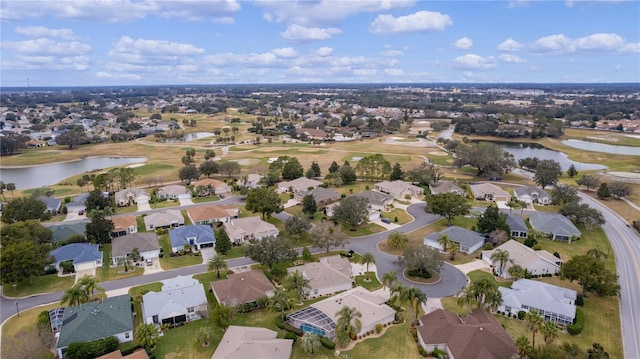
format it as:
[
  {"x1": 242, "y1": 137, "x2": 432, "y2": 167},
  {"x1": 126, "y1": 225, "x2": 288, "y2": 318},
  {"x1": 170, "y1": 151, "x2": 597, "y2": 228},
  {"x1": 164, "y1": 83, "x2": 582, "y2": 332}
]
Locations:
[
  {"x1": 380, "y1": 50, "x2": 404, "y2": 57},
  {"x1": 499, "y1": 54, "x2": 527, "y2": 63},
  {"x1": 353, "y1": 69, "x2": 377, "y2": 76},
  {"x1": 314, "y1": 47, "x2": 334, "y2": 57},
  {"x1": 96, "y1": 71, "x2": 142, "y2": 80},
  {"x1": 2, "y1": 38, "x2": 90, "y2": 56},
  {"x1": 212, "y1": 17, "x2": 235, "y2": 24},
  {"x1": 205, "y1": 52, "x2": 281, "y2": 68},
  {"x1": 1, "y1": 0, "x2": 159, "y2": 22},
  {"x1": 574, "y1": 33, "x2": 624, "y2": 50},
  {"x1": 272, "y1": 47, "x2": 298, "y2": 58},
  {"x1": 619, "y1": 42, "x2": 640, "y2": 53},
  {"x1": 452, "y1": 54, "x2": 496, "y2": 69},
  {"x1": 281, "y1": 24, "x2": 342, "y2": 42},
  {"x1": 454, "y1": 37, "x2": 473, "y2": 50},
  {"x1": 108, "y1": 36, "x2": 204, "y2": 64},
  {"x1": 384, "y1": 68, "x2": 404, "y2": 76},
  {"x1": 497, "y1": 38, "x2": 524, "y2": 51},
  {"x1": 565, "y1": 0, "x2": 628, "y2": 8},
  {"x1": 157, "y1": 0, "x2": 241, "y2": 21},
  {"x1": 370, "y1": 11, "x2": 452, "y2": 34},
  {"x1": 532, "y1": 34, "x2": 573, "y2": 52},
  {"x1": 14, "y1": 26, "x2": 76, "y2": 40}
]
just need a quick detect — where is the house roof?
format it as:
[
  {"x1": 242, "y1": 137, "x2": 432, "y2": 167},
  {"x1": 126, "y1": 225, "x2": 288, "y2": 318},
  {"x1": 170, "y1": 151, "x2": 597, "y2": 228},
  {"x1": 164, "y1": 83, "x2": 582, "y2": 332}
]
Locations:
[
  {"x1": 192, "y1": 178, "x2": 229, "y2": 190},
  {"x1": 168, "y1": 225, "x2": 215, "y2": 248},
  {"x1": 417, "y1": 308, "x2": 517, "y2": 359},
  {"x1": 210, "y1": 270, "x2": 276, "y2": 307},
  {"x1": 187, "y1": 205, "x2": 238, "y2": 222},
  {"x1": 142, "y1": 276, "x2": 207, "y2": 320},
  {"x1": 67, "y1": 193, "x2": 89, "y2": 209},
  {"x1": 212, "y1": 325, "x2": 293, "y2": 359},
  {"x1": 297, "y1": 187, "x2": 341, "y2": 203},
  {"x1": 470, "y1": 183, "x2": 510, "y2": 199},
  {"x1": 223, "y1": 216, "x2": 279, "y2": 240},
  {"x1": 157, "y1": 185, "x2": 188, "y2": 197},
  {"x1": 482, "y1": 240, "x2": 561, "y2": 273},
  {"x1": 499, "y1": 279, "x2": 577, "y2": 319},
  {"x1": 375, "y1": 180, "x2": 423, "y2": 196},
  {"x1": 109, "y1": 215, "x2": 138, "y2": 232},
  {"x1": 287, "y1": 255, "x2": 352, "y2": 292},
  {"x1": 38, "y1": 196, "x2": 61, "y2": 211},
  {"x1": 50, "y1": 243, "x2": 102, "y2": 264},
  {"x1": 114, "y1": 188, "x2": 150, "y2": 202},
  {"x1": 528, "y1": 212, "x2": 581, "y2": 237},
  {"x1": 429, "y1": 181, "x2": 464, "y2": 195},
  {"x1": 279, "y1": 177, "x2": 322, "y2": 190},
  {"x1": 143, "y1": 210, "x2": 184, "y2": 228},
  {"x1": 504, "y1": 213, "x2": 528, "y2": 233},
  {"x1": 352, "y1": 190, "x2": 393, "y2": 206},
  {"x1": 57, "y1": 294, "x2": 133, "y2": 349},
  {"x1": 514, "y1": 185, "x2": 551, "y2": 200},
  {"x1": 47, "y1": 222, "x2": 87, "y2": 242},
  {"x1": 111, "y1": 233, "x2": 160, "y2": 257},
  {"x1": 425, "y1": 226, "x2": 485, "y2": 249},
  {"x1": 97, "y1": 350, "x2": 149, "y2": 359}
]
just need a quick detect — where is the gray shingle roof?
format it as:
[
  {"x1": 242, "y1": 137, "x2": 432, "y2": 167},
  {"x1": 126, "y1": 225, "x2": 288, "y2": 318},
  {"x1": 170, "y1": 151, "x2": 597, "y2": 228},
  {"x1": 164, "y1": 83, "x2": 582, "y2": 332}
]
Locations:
[
  {"x1": 111, "y1": 233, "x2": 160, "y2": 257},
  {"x1": 505, "y1": 213, "x2": 528, "y2": 233},
  {"x1": 528, "y1": 212, "x2": 581, "y2": 238},
  {"x1": 499, "y1": 279, "x2": 576, "y2": 319},
  {"x1": 38, "y1": 196, "x2": 61, "y2": 212},
  {"x1": 47, "y1": 222, "x2": 87, "y2": 242},
  {"x1": 352, "y1": 190, "x2": 393, "y2": 206},
  {"x1": 425, "y1": 226, "x2": 485, "y2": 248}
]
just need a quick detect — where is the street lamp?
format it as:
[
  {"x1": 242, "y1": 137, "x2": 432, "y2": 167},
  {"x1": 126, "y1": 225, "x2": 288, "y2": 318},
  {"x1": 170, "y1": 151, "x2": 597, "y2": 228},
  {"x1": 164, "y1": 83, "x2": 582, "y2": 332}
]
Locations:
[{"x1": 15, "y1": 300, "x2": 20, "y2": 317}]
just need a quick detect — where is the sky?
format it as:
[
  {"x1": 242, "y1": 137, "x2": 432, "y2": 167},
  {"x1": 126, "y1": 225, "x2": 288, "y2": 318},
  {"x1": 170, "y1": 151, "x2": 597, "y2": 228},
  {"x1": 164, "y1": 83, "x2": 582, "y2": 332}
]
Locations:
[{"x1": 1, "y1": 0, "x2": 639, "y2": 87}]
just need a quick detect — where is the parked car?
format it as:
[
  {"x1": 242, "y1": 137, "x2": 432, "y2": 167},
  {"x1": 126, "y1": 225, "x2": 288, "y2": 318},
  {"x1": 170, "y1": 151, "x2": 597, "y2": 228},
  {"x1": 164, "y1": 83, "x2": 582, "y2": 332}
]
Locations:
[
  {"x1": 146, "y1": 258, "x2": 153, "y2": 266},
  {"x1": 381, "y1": 217, "x2": 391, "y2": 224}
]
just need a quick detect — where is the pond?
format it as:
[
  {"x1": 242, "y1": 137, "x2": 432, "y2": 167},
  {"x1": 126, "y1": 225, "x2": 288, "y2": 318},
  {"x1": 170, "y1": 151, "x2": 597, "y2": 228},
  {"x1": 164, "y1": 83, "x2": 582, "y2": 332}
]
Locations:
[
  {"x1": 166, "y1": 132, "x2": 215, "y2": 143},
  {"x1": 0, "y1": 157, "x2": 147, "y2": 190},
  {"x1": 561, "y1": 139, "x2": 639, "y2": 156},
  {"x1": 491, "y1": 142, "x2": 607, "y2": 171}
]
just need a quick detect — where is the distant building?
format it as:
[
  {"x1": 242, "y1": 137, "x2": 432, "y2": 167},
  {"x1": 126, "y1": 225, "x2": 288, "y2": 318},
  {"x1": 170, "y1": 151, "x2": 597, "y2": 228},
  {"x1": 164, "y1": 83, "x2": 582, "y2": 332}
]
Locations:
[{"x1": 212, "y1": 326, "x2": 293, "y2": 359}]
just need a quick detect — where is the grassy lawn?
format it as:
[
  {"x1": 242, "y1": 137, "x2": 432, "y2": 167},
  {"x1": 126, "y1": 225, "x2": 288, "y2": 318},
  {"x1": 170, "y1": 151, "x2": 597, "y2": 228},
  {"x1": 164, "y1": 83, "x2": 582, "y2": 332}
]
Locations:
[
  {"x1": 341, "y1": 222, "x2": 386, "y2": 237},
  {"x1": 191, "y1": 196, "x2": 220, "y2": 203},
  {"x1": 355, "y1": 274, "x2": 382, "y2": 291},
  {"x1": 1, "y1": 303, "x2": 59, "y2": 359},
  {"x1": 383, "y1": 208, "x2": 413, "y2": 224},
  {"x1": 136, "y1": 216, "x2": 147, "y2": 232},
  {"x1": 150, "y1": 200, "x2": 180, "y2": 209},
  {"x1": 115, "y1": 205, "x2": 139, "y2": 215},
  {"x1": 129, "y1": 282, "x2": 163, "y2": 328},
  {"x1": 96, "y1": 243, "x2": 144, "y2": 281},
  {"x1": 467, "y1": 269, "x2": 512, "y2": 288},
  {"x1": 182, "y1": 210, "x2": 193, "y2": 225},
  {"x1": 8, "y1": 274, "x2": 75, "y2": 297},
  {"x1": 222, "y1": 245, "x2": 246, "y2": 259},
  {"x1": 158, "y1": 234, "x2": 203, "y2": 270}
]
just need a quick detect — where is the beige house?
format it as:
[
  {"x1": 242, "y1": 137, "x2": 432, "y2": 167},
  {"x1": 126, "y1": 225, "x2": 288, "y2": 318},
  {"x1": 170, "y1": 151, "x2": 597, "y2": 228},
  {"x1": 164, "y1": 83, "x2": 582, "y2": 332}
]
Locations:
[
  {"x1": 287, "y1": 255, "x2": 353, "y2": 298},
  {"x1": 114, "y1": 188, "x2": 150, "y2": 206},
  {"x1": 429, "y1": 181, "x2": 465, "y2": 196},
  {"x1": 109, "y1": 215, "x2": 138, "y2": 238},
  {"x1": 186, "y1": 205, "x2": 239, "y2": 225},
  {"x1": 212, "y1": 326, "x2": 293, "y2": 359},
  {"x1": 470, "y1": 183, "x2": 510, "y2": 202},
  {"x1": 374, "y1": 180, "x2": 423, "y2": 200},
  {"x1": 143, "y1": 210, "x2": 184, "y2": 231},
  {"x1": 482, "y1": 240, "x2": 562, "y2": 279},
  {"x1": 278, "y1": 177, "x2": 322, "y2": 193},
  {"x1": 157, "y1": 184, "x2": 190, "y2": 200},
  {"x1": 293, "y1": 187, "x2": 341, "y2": 209},
  {"x1": 223, "y1": 216, "x2": 279, "y2": 244},
  {"x1": 192, "y1": 178, "x2": 232, "y2": 196}
]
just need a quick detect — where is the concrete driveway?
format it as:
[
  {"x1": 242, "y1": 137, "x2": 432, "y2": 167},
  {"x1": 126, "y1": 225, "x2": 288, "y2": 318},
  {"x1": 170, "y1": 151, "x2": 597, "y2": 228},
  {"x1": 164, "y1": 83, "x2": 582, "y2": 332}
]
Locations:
[
  {"x1": 74, "y1": 268, "x2": 96, "y2": 283},
  {"x1": 200, "y1": 247, "x2": 216, "y2": 263},
  {"x1": 143, "y1": 257, "x2": 163, "y2": 275}
]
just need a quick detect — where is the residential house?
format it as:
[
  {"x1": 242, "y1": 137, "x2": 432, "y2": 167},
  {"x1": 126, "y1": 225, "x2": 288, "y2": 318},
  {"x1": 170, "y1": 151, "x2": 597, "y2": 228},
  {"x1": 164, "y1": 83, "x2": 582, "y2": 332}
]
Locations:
[
  {"x1": 287, "y1": 255, "x2": 353, "y2": 298},
  {"x1": 528, "y1": 212, "x2": 581, "y2": 241},
  {"x1": 114, "y1": 188, "x2": 150, "y2": 207},
  {"x1": 210, "y1": 270, "x2": 276, "y2": 308},
  {"x1": 296, "y1": 127, "x2": 327, "y2": 140},
  {"x1": 294, "y1": 187, "x2": 341, "y2": 209},
  {"x1": 239, "y1": 174, "x2": 263, "y2": 189},
  {"x1": 142, "y1": 276, "x2": 208, "y2": 326},
  {"x1": 277, "y1": 177, "x2": 322, "y2": 193},
  {"x1": 56, "y1": 295, "x2": 134, "y2": 358},
  {"x1": 424, "y1": 226, "x2": 485, "y2": 255},
  {"x1": 50, "y1": 243, "x2": 103, "y2": 271},
  {"x1": 514, "y1": 186, "x2": 551, "y2": 205},
  {"x1": 38, "y1": 196, "x2": 62, "y2": 214},
  {"x1": 223, "y1": 216, "x2": 279, "y2": 244},
  {"x1": 109, "y1": 215, "x2": 138, "y2": 238},
  {"x1": 352, "y1": 190, "x2": 394, "y2": 211},
  {"x1": 470, "y1": 183, "x2": 510, "y2": 202},
  {"x1": 111, "y1": 233, "x2": 160, "y2": 265},
  {"x1": 482, "y1": 240, "x2": 562, "y2": 279},
  {"x1": 66, "y1": 193, "x2": 89, "y2": 214},
  {"x1": 97, "y1": 349, "x2": 149, "y2": 359},
  {"x1": 156, "y1": 184, "x2": 190, "y2": 200},
  {"x1": 212, "y1": 326, "x2": 293, "y2": 359},
  {"x1": 505, "y1": 213, "x2": 528, "y2": 238},
  {"x1": 192, "y1": 178, "x2": 232, "y2": 197},
  {"x1": 374, "y1": 180, "x2": 424, "y2": 200},
  {"x1": 498, "y1": 279, "x2": 577, "y2": 326},
  {"x1": 186, "y1": 204, "x2": 239, "y2": 225},
  {"x1": 416, "y1": 308, "x2": 517, "y2": 359},
  {"x1": 429, "y1": 181, "x2": 465, "y2": 196},
  {"x1": 143, "y1": 210, "x2": 184, "y2": 231},
  {"x1": 286, "y1": 287, "x2": 395, "y2": 339},
  {"x1": 48, "y1": 222, "x2": 87, "y2": 242},
  {"x1": 168, "y1": 224, "x2": 215, "y2": 252}
]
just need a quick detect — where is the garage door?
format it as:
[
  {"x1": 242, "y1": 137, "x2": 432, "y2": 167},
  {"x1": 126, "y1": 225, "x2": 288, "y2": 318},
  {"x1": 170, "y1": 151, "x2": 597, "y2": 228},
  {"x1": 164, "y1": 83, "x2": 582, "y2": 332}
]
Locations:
[
  {"x1": 75, "y1": 261, "x2": 97, "y2": 271},
  {"x1": 199, "y1": 242, "x2": 214, "y2": 248}
]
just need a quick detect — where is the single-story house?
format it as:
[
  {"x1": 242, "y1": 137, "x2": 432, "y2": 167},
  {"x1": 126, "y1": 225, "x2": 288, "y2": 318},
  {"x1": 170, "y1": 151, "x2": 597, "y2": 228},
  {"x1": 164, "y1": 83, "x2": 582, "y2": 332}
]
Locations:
[
  {"x1": 296, "y1": 127, "x2": 328, "y2": 140},
  {"x1": 168, "y1": 224, "x2": 215, "y2": 252},
  {"x1": 374, "y1": 180, "x2": 424, "y2": 200},
  {"x1": 528, "y1": 212, "x2": 581, "y2": 241},
  {"x1": 143, "y1": 210, "x2": 184, "y2": 231},
  {"x1": 56, "y1": 294, "x2": 134, "y2": 358},
  {"x1": 239, "y1": 174, "x2": 263, "y2": 189},
  {"x1": 114, "y1": 188, "x2": 150, "y2": 207},
  {"x1": 210, "y1": 270, "x2": 276, "y2": 308},
  {"x1": 498, "y1": 279, "x2": 577, "y2": 326},
  {"x1": 514, "y1": 185, "x2": 551, "y2": 205},
  {"x1": 287, "y1": 255, "x2": 353, "y2": 298},
  {"x1": 109, "y1": 215, "x2": 138, "y2": 238},
  {"x1": 352, "y1": 190, "x2": 394, "y2": 211},
  {"x1": 192, "y1": 178, "x2": 232, "y2": 197},
  {"x1": 38, "y1": 196, "x2": 62, "y2": 214},
  {"x1": 424, "y1": 226, "x2": 485, "y2": 255},
  {"x1": 66, "y1": 193, "x2": 89, "y2": 214},
  {"x1": 429, "y1": 181, "x2": 465, "y2": 196},
  {"x1": 294, "y1": 187, "x2": 341, "y2": 209},
  {"x1": 186, "y1": 204, "x2": 239, "y2": 225},
  {"x1": 50, "y1": 243, "x2": 103, "y2": 271},
  {"x1": 223, "y1": 216, "x2": 279, "y2": 244},
  {"x1": 470, "y1": 183, "x2": 510, "y2": 202},
  {"x1": 278, "y1": 177, "x2": 322, "y2": 193},
  {"x1": 156, "y1": 184, "x2": 190, "y2": 200},
  {"x1": 48, "y1": 222, "x2": 87, "y2": 242},
  {"x1": 505, "y1": 212, "x2": 528, "y2": 238},
  {"x1": 325, "y1": 201, "x2": 380, "y2": 221},
  {"x1": 482, "y1": 240, "x2": 562, "y2": 279},
  {"x1": 142, "y1": 276, "x2": 208, "y2": 326},
  {"x1": 96, "y1": 349, "x2": 149, "y2": 359},
  {"x1": 212, "y1": 326, "x2": 293, "y2": 359},
  {"x1": 111, "y1": 233, "x2": 160, "y2": 265},
  {"x1": 286, "y1": 287, "x2": 395, "y2": 340},
  {"x1": 417, "y1": 308, "x2": 517, "y2": 359}
]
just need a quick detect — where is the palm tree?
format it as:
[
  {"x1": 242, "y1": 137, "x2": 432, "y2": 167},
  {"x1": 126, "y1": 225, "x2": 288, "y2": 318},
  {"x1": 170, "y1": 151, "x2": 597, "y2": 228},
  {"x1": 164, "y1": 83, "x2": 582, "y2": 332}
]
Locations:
[
  {"x1": 301, "y1": 333, "x2": 321, "y2": 355},
  {"x1": 76, "y1": 275, "x2": 105, "y2": 299},
  {"x1": 61, "y1": 285, "x2": 89, "y2": 306},
  {"x1": 117, "y1": 256, "x2": 132, "y2": 272},
  {"x1": 381, "y1": 271, "x2": 398, "y2": 291},
  {"x1": 131, "y1": 247, "x2": 140, "y2": 262},
  {"x1": 286, "y1": 271, "x2": 310, "y2": 305},
  {"x1": 136, "y1": 323, "x2": 160, "y2": 350},
  {"x1": 401, "y1": 287, "x2": 428, "y2": 324},
  {"x1": 515, "y1": 335, "x2": 531, "y2": 358},
  {"x1": 469, "y1": 277, "x2": 502, "y2": 311},
  {"x1": 587, "y1": 247, "x2": 608, "y2": 262},
  {"x1": 525, "y1": 309, "x2": 544, "y2": 349},
  {"x1": 207, "y1": 255, "x2": 228, "y2": 278},
  {"x1": 386, "y1": 231, "x2": 408, "y2": 250},
  {"x1": 456, "y1": 286, "x2": 477, "y2": 314},
  {"x1": 390, "y1": 283, "x2": 405, "y2": 304},
  {"x1": 269, "y1": 287, "x2": 292, "y2": 320},
  {"x1": 438, "y1": 233, "x2": 451, "y2": 252},
  {"x1": 196, "y1": 326, "x2": 215, "y2": 347},
  {"x1": 490, "y1": 249, "x2": 511, "y2": 276},
  {"x1": 360, "y1": 252, "x2": 376, "y2": 282},
  {"x1": 541, "y1": 321, "x2": 558, "y2": 344},
  {"x1": 508, "y1": 264, "x2": 528, "y2": 279},
  {"x1": 6, "y1": 183, "x2": 16, "y2": 199},
  {"x1": 448, "y1": 242, "x2": 460, "y2": 261},
  {"x1": 335, "y1": 306, "x2": 362, "y2": 345}
]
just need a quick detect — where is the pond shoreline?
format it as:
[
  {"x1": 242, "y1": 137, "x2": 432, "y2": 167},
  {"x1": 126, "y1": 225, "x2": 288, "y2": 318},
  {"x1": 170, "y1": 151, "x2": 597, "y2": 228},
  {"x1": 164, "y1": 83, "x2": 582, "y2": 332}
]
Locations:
[{"x1": 0, "y1": 155, "x2": 148, "y2": 169}]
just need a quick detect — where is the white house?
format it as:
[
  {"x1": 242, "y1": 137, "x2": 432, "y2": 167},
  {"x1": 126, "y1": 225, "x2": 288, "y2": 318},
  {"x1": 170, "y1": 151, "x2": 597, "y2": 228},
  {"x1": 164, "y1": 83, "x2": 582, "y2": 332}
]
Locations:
[
  {"x1": 223, "y1": 216, "x2": 279, "y2": 244},
  {"x1": 470, "y1": 183, "x2": 510, "y2": 202},
  {"x1": 157, "y1": 184, "x2": 190, "y2": 200},
  {"x1": 514, "y1": 185, "x2": 551, "y2": 205},
  {"x1": 528, "y1": 212, "x2": 581, "y2": 241},
  {"x1": 114, "y1": 188, "x2": 150, "y2": 207},
  {"x1": 482, "y1": 240, "x2": 562, "y2": 279},
  {"x1": 142, "y1": 276, "x2": 208, "y2": 326},
  {"x1": 424, "y1": 226, "x2": 485, "y2": 255},
  {"x1": 287, "y1": 255, "x2": 353, "y2": 298},
  {"x1": 143, "y1": 210, "x2": 184, "y2": 231},
  {"x1": 374, "y1": 180, "x2": 423, "y2": 200},
  {"x1": 498, "y1": 279, "x2": 577, "y2": 326}
]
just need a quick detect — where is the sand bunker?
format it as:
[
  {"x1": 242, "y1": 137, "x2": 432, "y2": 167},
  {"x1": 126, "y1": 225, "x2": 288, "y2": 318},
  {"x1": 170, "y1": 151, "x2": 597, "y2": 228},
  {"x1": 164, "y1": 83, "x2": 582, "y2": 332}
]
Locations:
[
  {"x1": 428, "y1": 151, "x2": 448, "y2": 156},
  {"x1": 237, "y1": 158, "x2": 260, "y2": 166}
]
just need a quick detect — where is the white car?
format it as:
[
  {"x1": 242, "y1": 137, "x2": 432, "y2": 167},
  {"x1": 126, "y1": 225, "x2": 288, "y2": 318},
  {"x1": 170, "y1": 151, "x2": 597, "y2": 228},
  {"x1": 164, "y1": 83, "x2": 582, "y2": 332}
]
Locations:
[{"x1": 146, "y1": 258, "x2": 153, "y2": 266}]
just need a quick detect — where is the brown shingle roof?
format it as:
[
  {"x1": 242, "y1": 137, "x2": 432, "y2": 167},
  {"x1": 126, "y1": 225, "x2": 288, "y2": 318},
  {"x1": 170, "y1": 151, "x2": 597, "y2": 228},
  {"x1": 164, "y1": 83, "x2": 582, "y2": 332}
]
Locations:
[
  {"x1": 187, "y1": 204, "x2": 237, "y2": 222},
  {"x1": 109, "y1": 215, "x2": 137, "y2": 231},
  {"x1": 210, "y1": 270, "x2": 275, "y2": 307}
]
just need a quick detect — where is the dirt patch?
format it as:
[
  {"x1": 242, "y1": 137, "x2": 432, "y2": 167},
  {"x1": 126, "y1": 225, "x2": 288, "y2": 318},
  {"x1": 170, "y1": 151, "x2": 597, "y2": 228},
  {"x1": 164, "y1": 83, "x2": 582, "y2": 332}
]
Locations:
[
  {"x1": 428, "y1": 151, "x2": 448, "y2": 156},
  {"x1": 14, "y1": 331, "x2": 28, "y2": 338}
]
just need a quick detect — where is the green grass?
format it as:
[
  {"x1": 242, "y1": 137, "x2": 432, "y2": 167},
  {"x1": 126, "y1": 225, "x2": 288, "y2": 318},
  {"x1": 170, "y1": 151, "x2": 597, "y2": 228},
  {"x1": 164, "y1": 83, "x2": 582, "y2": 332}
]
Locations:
[
  {"x1": 383, "y1": 208, "x2": 413, "y2": 224},
  {"x1": 467, "y1": 269, "x2": 512, "y2": 288},
  {"x1": 1, "y1": 303, "x2": 59, "y2": 359},
  {"x1": 8, "y1": 273, "x2": 75, "y2": 297},
  {"x1": 341, "y1": 222, "x2": 386, "y2": 237},
  {"x1": 182, "y1": 210, "x2": 193, "y2": 225},
  {"x1": 129, "y1": 282, "x2": 163, "y2": 328},
  {"x1": 150, "y1": 200, "x2": 179, "y2": 209},
  {"x1": 115, "y1": 205, "x2": 139, "y2": 215},
  {"x1": 191, "y1": 196, "x2": 220, "y2": 203},
  {"x1": 158, "y1": 235, "x2": 204, "y2": 270},
  {"x1": 97, "y1": 243, "x2": 144, "y2": 281},
  {"x1": 136, "y1": 215, "x2": 147, "y2": 232},
  {"x1": 355, "y1": 274, "x2": 382, "y2": 291},
  {"x1": 222, "y1": 245, "x2": 246, "y2": 259}
]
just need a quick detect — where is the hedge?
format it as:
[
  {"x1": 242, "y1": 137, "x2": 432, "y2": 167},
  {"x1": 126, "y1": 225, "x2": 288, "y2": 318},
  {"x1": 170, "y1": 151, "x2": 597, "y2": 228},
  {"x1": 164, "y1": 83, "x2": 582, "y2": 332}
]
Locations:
[
  {"x1": 283, "y1": 321, "x2": 303, "y2": 336},
  {"x1": 120, "y1": 342, "x2": 144, "y2": 356},
  {"x1": 284, "y1": 332, "x2": 297, "y2": 342},
  {"x1": 320, "y1": 337, "x2": 335, "y2": 350},
  {"x1": 576, "y1": 295, "x2": 584, "y2": 306},
  {"x1": 275, "y1": 316, "x2": 285, "y2": 330},
  {"x1": 518, "y1": 311, "x2": 526, "y2": 320},
  {"x1": 418, "y1": 346, "x2": 428, "y2": 357},
  {"x1": 567, "y1": 308, "x2": 585, "y2": 335}
]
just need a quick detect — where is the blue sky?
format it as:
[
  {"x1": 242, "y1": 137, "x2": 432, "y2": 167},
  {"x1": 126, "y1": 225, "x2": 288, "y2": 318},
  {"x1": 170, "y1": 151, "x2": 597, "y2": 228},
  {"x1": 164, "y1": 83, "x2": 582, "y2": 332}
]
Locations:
[{"x1": 1, "y1": 0, "x2": 639, "y2": 87}]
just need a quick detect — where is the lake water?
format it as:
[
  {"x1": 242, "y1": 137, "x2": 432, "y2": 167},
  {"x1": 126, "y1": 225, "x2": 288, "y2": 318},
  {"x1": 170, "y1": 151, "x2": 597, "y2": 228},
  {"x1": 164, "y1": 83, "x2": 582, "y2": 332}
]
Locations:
[
  {"x1": 0, "y1": 157, "x2": 147, "y2": 190},
  {"x1": 166, "y1": 132, "x2": 215, "y2": 142},
  {"x1": 493, "y1": 142, "x2": 607, "y2": 171},
  {"x1": 561, "y1": 139, "x2": 639, "y2": 156}
]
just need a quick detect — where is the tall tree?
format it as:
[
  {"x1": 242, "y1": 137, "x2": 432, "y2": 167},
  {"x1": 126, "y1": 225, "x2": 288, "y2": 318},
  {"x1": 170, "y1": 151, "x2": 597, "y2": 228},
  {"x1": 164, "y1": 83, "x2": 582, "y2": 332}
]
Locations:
[
  {"x1": 515, "y1": 335, "x2": 532, "y2": 358},
  {"x1": 338, "y1": 162, "x2": 357, "y2": 184},
  {"x1": 135, "y1": 323, "x2": 160, "y2": 350},
  {"x1": 244, "y1": 237, "x2": 297, "y2": 270},
  {"x1": 285, "y1": 271, "x2": 311, "y2": 304},
  {"x1": 355, "y1": 154, "x2": 391, "y2": 181},
  {"x1": 0, "y1": 240, "x2": 53, "y2": 285},
  {"x1": 400, "y1": 287, "x2": 428, "y2": 324},
  {"x1": 208, "y1": 255, "x2": 228, "y2": 278},
  {"x1": 567, "y1": 164, "x2": 578, "y2": 178},
  {"x1": 360, "y1": 252, "x2": 376, "y2": 281},
  {"x1": 328, "y1": 161, "x2": 340, "y2": 173},
  {"x1": 178, "y1": 164, "x2": 200, "y2": 184},
  {"x1": 438, "y1": 233, "x2": 451, "y2": 252},
  {"x1": 76, "y1": 275, "x2": 105, "y2": 298},
  {"x1": 285, "y1": 215, "x2": 312, "y2": 239},
  {"x1": 5, "y1": 183, "x2": 15, "y2": 199},
  {"x1": 560, "y1": 255, "x2": 620, "y2": 297},
  {"x1": 269, "y1": 287, "x2": 292, "y2": 319},
  {"x1": 389, "y1": 162, "x2": 405, "y2": 181},
  {"x1": 550, "y1": 184, "x2": 580, "y2": 206},
  {"x1": 57, "y1": 127, "x2": 89, "y2": 150},
  {"x1": 301, "y1": 333, "x2": 321, "y2": 356},
  {"x1": 427, "y1": 192, "x2": 471, "y2": 225},
  {"x1": 301, "y1": 194, "x2": 317, "y2": 217},
  {"x1": 282, "y1": 157, "x2": 304, "y2": 180},
  {"x1": 309, "y1": 161, "x2": 321, "y2": 178},
  {"x1": 525, "y1": 309, "x2": 544, "y2": 349},
  {"x1": 477, "y1": 205, "x2": 508, "y2": 233},
  {"x1": 456, "y1": 286, "x2": 477, "y2": 314},
  {"x1": 219, "y1": 161, "x2": 241, "y2": 177},
  {"x1": 455, "y1": 142, "x2": 516, "y2": 177},
  {"x1": 245, "y1": 187, "x2": 283, "y2": 219},
  {"x1": 576, "y1": 174, "x2": 600, "y2": 191},
  {"x1": 469, "y1": 277, "x2": 502, "y2": 311},
  {"x1": 534, "y1": 159, "x2": 562, "y2": 189},
  {"x1": 1, "y1": 196, "x2": 48, "y2": 224},
  {"x1": 85, "y1": 189, "x2": 111, "y2": 212},
  {"x1": 402, "y1": 246, "x2": 444, "y2": 277},
  {"x1": 61, "y1": 285, "x2": 89, "y2": 306},
  {"x1": 214, "y1": 228, "x2": 232, "y2": 255},
  {"x1": 199, "y1": 161, "x2": 219, "y2": 177},
  {"x1": 381, "y1": 271, "x2": 398, "y2": 290},
  {"x1": 596, "y1": 182, "x2": 611, "y2": 199},
  {"x1": 405, "y1": 162, "x2": 443, "y2": 186},
  {"x1": 332, "y1": 196, "x2": 369, "y2": 230},
  {"x1": 608, "y1": 181, "x2": 631, "y2": 198},
  {"x1": 85, "y1": 210, "x2": 114, "y2": 244},
  {"x1": 309, "y1": 221, "x2": 348, "y2": 253},
  {"x1": 212, "y1": 304, "x2": 233, "y2": 330},
  {"x1": 541, "y1": 321, "x2": 558, "y2": 344},
  {"x1": 490, "y1": 249, "x2": 511, "y2": 276}
]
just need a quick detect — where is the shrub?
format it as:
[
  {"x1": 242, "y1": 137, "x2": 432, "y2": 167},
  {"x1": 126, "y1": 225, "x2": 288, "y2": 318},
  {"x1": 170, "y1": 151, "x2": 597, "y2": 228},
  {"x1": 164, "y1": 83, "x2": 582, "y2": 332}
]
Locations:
[
  {"x1": 320, "y1": 337, "x2": 335, "y2": 350},
  {"x1": 283, "y1": 322, "x2": 303, "y2": 336},
  {"x1": 275, "y1": 316, "x2": 285, "y2": 329},
  {"x1": 62, "y1": 206, "x2": 68, "y2": 214},
  {"x1": 483, "y1": 242, "x2": 494, "y2": 250},
  {"x1": 576, "y1": 295, "x2": 584, "y2": 306},
  {"x1": 567, "y1": 308, "x2": 585, "y2": 335},
  {"x1": 394, "y1": 216, "x2": 398, "y2": 222},
  {"x1": 518, "y1": 311, "x2": 526, "y2": 320},
  {"x1": 432, "y1": 349, "x2": 448, "y2": 359},
  {"x1": 532, "y1": 244, "x2": 542, "y2": 250},
  {"x1": 284, "y1": 332, "x2": 297, "y2": 342},
  {"x1": 64, "y1": 196, "x2": 71, "y2": 203},
  {"x1": 553, "y1": 251, "x2": 561, "y2": 259},
  {"x1": 375, "y1": 323, "x2": 383, "y2": 333},
  {"x1": 407, "y1": 269, "x2": 432, "y2": 279},
  {"x1": 418, "y1": 346, "x2": 428, "y2": 357},
  {"x1": 120, "y1": 341, "x2": 144, "y2": 356},
  {"x1": 524, "y1": 238, "x2": 537, "y2": 248}
]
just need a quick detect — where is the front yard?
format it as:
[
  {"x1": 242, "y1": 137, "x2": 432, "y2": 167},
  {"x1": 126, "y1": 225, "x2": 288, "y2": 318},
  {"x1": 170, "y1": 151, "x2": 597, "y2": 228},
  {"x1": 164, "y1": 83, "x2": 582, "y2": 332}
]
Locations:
[
  {"x1": 6, "y1": 274, "x2": 75, "y2": 298},
  {"x1": 158, "y1": 234, "x2": 203, "y2": 270}
]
